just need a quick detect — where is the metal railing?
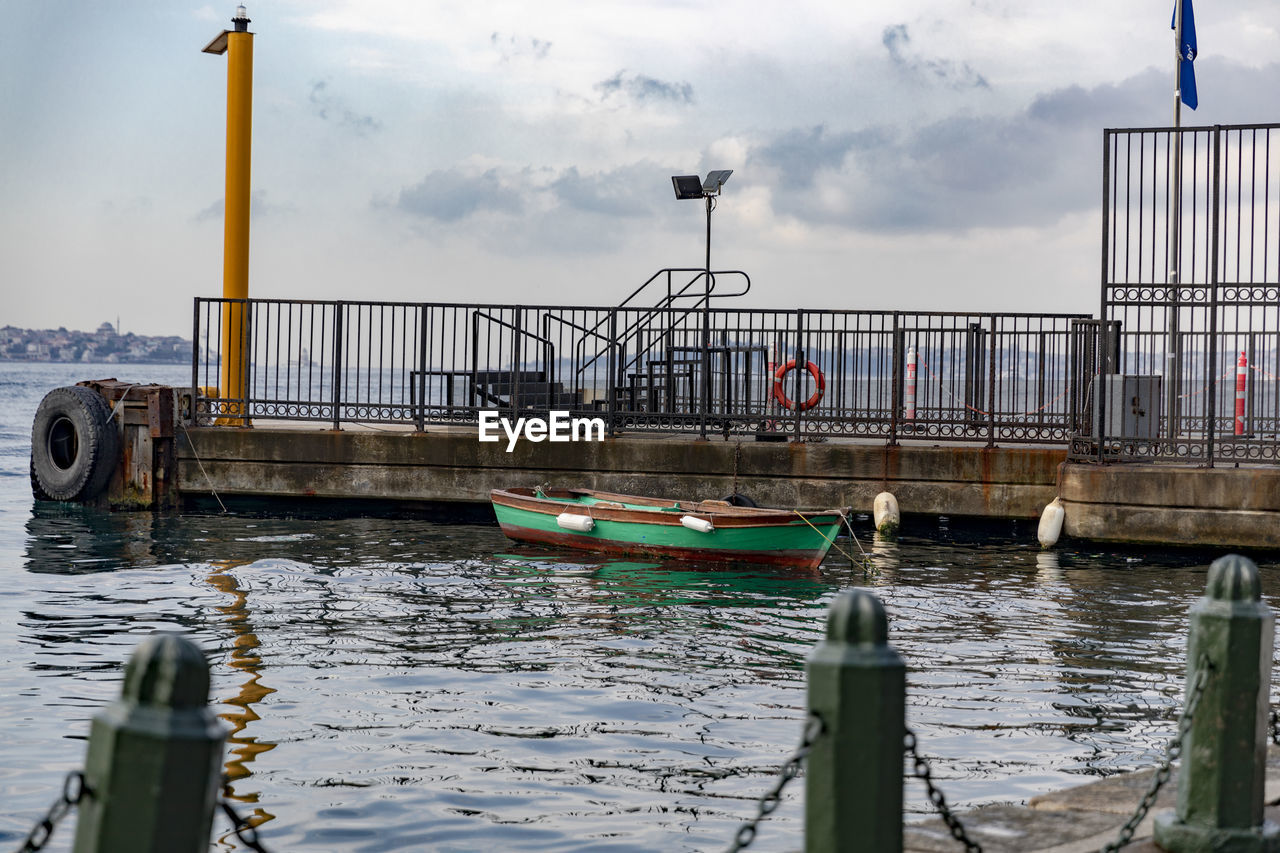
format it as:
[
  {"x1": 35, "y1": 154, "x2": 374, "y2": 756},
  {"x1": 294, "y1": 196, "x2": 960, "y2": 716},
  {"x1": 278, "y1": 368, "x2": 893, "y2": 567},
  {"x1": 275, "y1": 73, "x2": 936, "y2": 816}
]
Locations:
[
  {"x1": 193, "y1": 296, "x2": 1086, "y2": 445},
  {"x1": 1070, "y1": 122, "x2": 1280, "y2": 464}
]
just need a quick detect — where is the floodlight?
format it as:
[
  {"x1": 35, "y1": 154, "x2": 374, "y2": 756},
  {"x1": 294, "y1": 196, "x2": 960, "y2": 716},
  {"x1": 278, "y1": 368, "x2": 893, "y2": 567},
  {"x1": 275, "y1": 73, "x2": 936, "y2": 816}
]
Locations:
[
  {"x1": 702, "y1": 170, "x2": 733, "y2": 193},
  {"x1": 672, "y1": 175, "x2": 704, "y2": 200}
]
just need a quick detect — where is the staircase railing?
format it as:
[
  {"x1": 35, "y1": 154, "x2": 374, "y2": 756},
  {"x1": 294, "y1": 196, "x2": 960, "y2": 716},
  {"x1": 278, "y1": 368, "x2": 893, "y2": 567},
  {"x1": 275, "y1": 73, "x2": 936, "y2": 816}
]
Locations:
[
  {"x1": 574, "y1": 269, "x2": 752, "y2": 383},
  {"x1": 471, "y1": 310, "x2": 556, "y2": 409}
]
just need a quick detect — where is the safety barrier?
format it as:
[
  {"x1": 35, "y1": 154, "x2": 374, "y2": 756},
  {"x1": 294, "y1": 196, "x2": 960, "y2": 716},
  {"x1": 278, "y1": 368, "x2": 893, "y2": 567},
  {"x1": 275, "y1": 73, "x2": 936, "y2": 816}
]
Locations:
[
  {"x1": 1075, "y1": 122, "x2": 1280, "y2": 465},
  {"x1": 727, "y1": 553, "x2": 1277, "y2": 851},
  {"x1": 191, "y1": 296, "x2": 1085, "y2": 446}
]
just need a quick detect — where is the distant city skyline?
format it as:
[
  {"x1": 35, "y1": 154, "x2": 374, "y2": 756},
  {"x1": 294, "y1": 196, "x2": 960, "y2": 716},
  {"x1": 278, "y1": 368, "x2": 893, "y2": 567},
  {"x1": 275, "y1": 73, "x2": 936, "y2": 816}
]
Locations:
[
  {"x1": 3, "y1": 0, "x2": 1279, "y2": 337},
  {"x1": 0, "y1": 321, "x2": 191, "y2": 363}
]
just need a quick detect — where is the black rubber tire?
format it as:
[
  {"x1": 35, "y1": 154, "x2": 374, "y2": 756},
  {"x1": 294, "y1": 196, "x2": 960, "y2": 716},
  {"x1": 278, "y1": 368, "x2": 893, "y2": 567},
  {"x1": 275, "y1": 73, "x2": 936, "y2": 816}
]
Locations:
[
  {"x1": 29, "y1": 456, "x2": 53, "y2": 502},
  {"x1": 721, "y1": 493, "x2": 757, "y2": 508},
  {"x1": 30, "y1": 386, "x2": 120, "y2": 502}
]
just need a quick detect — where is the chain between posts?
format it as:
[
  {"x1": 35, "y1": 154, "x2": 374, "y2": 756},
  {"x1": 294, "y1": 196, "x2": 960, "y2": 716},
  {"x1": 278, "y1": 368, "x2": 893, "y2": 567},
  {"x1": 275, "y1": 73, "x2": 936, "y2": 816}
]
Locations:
[
  {"x1": 15, "y1": 773, "x2": 274, "y2": 853},
  {"x1": 724, "y1": 712, "x2": 825, "y2": 853},
  {"x1": 16, "y1": 771, "x2": 86, "y2": 853},
  {"x1": 1100, "y1": 654, "x2": 1213, "y2": 853},
  {"x1": 904, "y1": 728, "x2": 983, "y2": 852},
  {"x1": 220, "y1": 782, "x2": 273, "y2": 853}
]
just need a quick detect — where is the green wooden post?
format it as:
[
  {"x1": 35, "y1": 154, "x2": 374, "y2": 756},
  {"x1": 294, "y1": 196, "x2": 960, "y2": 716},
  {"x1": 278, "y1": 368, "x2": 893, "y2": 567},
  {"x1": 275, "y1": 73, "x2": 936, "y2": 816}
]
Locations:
[
  {"x1": 72, "y1": 633, "x2": 227, "y2": 853},
  {"x1": 806, "y1": 589, "x2": 905, "y2": 853},
  {"x1": 1154, "y1": 554, "x2": 1280, "y2": 852}
]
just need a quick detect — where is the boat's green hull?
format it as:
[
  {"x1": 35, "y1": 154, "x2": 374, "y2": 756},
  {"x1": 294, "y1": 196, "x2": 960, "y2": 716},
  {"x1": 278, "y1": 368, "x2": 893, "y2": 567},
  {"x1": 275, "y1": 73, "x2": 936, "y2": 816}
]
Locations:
[{"x1": 492, "y1": 501, "x2": 842, "y2": 569}]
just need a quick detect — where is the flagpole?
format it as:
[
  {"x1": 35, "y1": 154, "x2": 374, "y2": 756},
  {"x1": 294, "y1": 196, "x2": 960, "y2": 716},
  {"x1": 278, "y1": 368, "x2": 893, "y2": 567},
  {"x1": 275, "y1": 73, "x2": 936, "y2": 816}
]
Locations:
[{"x1": 1166, "y1": 0, "x2": 1184, "y2": 440}]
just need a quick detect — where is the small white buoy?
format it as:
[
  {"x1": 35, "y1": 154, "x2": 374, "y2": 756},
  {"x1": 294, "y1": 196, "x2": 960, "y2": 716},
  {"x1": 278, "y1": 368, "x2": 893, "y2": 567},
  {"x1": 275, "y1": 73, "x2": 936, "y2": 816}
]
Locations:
[
  {"x1": 681, "y1": 515, "x2": 715, "y2": 534},
  {"x1": 1037, "y1": 498, "x2": 1064, "y2": 549},
  {"x1": 556, "y1": 513, "x2": 594, "y2": 532},
  {"x1": 873, "y1": 492, "x2": 899, "y2": 536}
]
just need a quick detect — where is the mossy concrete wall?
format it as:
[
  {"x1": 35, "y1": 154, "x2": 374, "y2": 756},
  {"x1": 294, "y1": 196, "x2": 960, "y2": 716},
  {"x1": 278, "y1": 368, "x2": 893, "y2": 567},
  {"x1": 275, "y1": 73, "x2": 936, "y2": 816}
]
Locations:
[
  {"x1": 1060, "y1": 462, "x2": 1280, "y2": 549},
  {"x1": 175, "y1": 427, "x2": 1064, "y2": 519}
]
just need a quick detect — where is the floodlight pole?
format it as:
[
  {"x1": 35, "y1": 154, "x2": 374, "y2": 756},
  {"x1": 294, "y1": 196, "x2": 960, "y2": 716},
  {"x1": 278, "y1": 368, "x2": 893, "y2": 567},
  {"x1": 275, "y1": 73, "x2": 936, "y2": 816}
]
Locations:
[
  {"x1": 705, "y1": 194, "x2": 713, "y2": 280},
  {"x1": 700, "y1": 192, "x2": 713, "y2": 442}
]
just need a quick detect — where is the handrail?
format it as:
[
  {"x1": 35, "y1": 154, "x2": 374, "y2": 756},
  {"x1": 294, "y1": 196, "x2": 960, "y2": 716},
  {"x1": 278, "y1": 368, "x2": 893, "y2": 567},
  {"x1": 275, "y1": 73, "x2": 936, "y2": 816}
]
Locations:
[
  {"x1": 471, "y1": 310, "x2": 556, "y2": 409},
  {"x1": 612, "y1": 271, "x2": 752, "y2": 377},
  {"x1": 575, "y1": 268, "x2": 711, "y2": 366},
  {"x1": 576, "y1": 269, "x2": 752, "y2": 377},
  {"x1": 617, "y1": 267, "x2": 711, "y2": 310}
]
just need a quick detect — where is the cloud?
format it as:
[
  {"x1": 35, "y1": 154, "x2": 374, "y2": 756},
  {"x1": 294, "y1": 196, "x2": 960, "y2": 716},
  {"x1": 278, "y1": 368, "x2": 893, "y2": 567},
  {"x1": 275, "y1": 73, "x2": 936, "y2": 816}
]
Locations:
[
  {"x1": 753, "y1": 125, "x2": 884, "y2": 191},
  {"x1": 549, "y1": 164, "x2": 663, "y2": 218},
  {"x1": 490, "y1": 32, "x2": 551, "y2": 62},
  {"x1": 388, "y1": 60, "x2": 1280, "y2": 242},
  {"x1": 387, "y1": 162, "x2": 675, "y2": 254},
  {"x1": 596, "y1": 71, "x2": 694, "y2": 105},
  {"x1": 395, "y1": 168, "x2": 525, "y2": 221},
  {"x1": 882, "y1": 24, "x2": 990, "y2": 90},
  {"x1": 193, "y1": 191, "x2": 289, "y2": 224},
  {"x1": 747, "y1": 60, "x2": 1280, "y2": 235},
  {"x1": 309, "y1": 81, "x2": 382, "y2": 134}
]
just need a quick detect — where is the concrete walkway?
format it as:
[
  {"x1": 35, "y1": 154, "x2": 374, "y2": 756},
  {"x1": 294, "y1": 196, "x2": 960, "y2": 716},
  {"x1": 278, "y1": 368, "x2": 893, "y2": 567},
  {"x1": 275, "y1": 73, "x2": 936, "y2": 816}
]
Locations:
[{"x1": 904, "y1": 746, "x2": 1280, "y2": 851}]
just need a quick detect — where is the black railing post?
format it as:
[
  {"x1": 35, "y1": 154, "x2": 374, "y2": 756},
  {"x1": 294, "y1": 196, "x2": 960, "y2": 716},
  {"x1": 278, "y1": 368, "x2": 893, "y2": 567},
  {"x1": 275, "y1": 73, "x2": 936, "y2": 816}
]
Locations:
[
  {"x1": 415, "y1": 304, "x2": 428, "y2": 431},
  {"x1": 607, "y1": 309, "x2": 618, "y2": 436},
  {"x1": 240, "y1": 301, "x2": 252, "y2": 426},
  {"x1": 1098, "y1": 129, "x2": 1112, "y2": 463},
  {"x1": 191, "y1": 299, "x2": 201, "y2": 411},
  {"x1": 513, "y1": 308, "x2": 523, "y2": 412},
  {"x1": 1207, "y1": 125, "x2": 1222, "y2": 466},
  {"x1": 699, "y1": 274, "x2": 712, "y2": 439},
  {"x1": 331, "y1": 302, "x2": 344, "y2": 430},
  {"x1": 1036, "y1": 329, "x2": 1047, "y2": 429},
  {"x1": 542, "y1": 313, "x2": 554, "y2": 412},
  {"x1": 889, "y1": 313, "x2": 901, "y2": 446},
  {"x1": 793, "y1": 309, "x2": 805, "y2": 439},
  {"x1": 470, "y1": 310, "x2": 480, "y2": 411},
  {"x1": 987, "y1": 315, "x2": 998, "y2": 448},
  {"x1": 1100, "y1": 129, "x2": 1112, "y2": 345}
]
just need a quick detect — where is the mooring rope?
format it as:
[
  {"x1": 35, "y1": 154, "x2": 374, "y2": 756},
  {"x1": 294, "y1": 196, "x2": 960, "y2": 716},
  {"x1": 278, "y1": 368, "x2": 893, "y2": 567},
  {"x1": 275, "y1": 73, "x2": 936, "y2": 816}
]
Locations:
[
  {"x1": 791, "y1": 510, "x2": 870, "y2": 569},
  {"x1": 178, "y1": 422, "x2": 228, "y2": 514}
]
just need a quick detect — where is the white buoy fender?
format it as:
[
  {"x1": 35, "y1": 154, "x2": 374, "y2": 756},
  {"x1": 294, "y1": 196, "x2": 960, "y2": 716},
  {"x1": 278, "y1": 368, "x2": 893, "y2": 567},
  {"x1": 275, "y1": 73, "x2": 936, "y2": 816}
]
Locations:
[
  {"x1": 680, "y1": 515, "x2": 715, "y2": 533},
  {"x1": 556, "y1": 513, "x2": 595, "y2": 532},
  {"x1": 1037, "y1": 498, "x2": 1064, "y2": 549},
  {"x1": 873, "y1": 492, "x2": 900, "y2": 535}
]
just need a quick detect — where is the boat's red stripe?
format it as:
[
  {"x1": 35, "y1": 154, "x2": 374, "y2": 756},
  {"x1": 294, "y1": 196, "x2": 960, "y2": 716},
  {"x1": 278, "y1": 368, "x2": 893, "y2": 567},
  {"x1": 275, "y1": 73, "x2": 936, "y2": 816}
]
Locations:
[{"x1": 497, "y1": 523, "x2": 827, "y2": 570}]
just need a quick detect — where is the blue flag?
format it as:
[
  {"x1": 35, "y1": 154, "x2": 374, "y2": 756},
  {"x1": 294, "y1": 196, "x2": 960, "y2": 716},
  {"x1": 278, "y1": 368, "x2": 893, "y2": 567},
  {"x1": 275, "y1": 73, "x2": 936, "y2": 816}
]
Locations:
[{"x1": 1171, "y1": 0, "x2": 1198, "y2": 109}]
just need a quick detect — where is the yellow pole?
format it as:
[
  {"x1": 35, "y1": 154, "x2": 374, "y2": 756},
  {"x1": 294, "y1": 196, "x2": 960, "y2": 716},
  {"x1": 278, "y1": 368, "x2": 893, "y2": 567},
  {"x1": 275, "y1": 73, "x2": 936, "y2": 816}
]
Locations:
[{"x1": 205, "y1": 8, "x2": 254, "y2": 424}]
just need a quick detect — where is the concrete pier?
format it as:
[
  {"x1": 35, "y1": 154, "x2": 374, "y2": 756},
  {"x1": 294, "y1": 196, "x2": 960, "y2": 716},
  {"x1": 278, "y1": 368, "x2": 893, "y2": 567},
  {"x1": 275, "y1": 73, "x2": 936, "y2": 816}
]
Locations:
[
  {"x1": 1060, "y1": 462, "x2": 1280, "y2": 549},
  {"x1": 39, "y1": 381, "x2": 1280, "y2": 550},
  {"x1": 174, "y1": 423, "x2": 1065, "y2": 520}
]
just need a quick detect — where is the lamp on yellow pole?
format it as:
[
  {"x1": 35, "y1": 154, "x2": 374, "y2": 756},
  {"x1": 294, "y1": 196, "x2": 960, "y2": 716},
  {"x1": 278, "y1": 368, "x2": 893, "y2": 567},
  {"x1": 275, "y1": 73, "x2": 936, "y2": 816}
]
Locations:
[{"x1": 203, "y1": 6, "x2": 254, "y2": 425}]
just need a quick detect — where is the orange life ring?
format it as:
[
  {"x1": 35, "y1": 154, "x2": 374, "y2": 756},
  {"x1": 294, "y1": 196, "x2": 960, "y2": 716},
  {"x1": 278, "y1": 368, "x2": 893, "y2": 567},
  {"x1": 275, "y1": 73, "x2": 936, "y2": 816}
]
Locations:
[{"x1": 772, "y1": 359, "x2": 825, "y2": 411}]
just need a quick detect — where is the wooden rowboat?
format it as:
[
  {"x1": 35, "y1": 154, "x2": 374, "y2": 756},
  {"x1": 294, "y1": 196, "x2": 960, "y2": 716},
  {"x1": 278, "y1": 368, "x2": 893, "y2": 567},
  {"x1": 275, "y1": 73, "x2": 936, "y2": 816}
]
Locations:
[{"x1": 490, "y1": 487, "x2": 848, "y2": 570}]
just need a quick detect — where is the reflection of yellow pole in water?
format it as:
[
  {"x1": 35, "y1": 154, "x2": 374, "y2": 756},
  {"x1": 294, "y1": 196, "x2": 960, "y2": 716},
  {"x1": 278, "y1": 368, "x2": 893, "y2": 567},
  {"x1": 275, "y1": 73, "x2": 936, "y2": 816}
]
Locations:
[
  {"x1": 871, "y1": 531, "x2": 899, "y2": 572},
  {"x1": 208, "y1": 557, "x2": 276, "y2": 834},
  {"x1": 203, "y1": 6, "x2": 254, "y2": 425}
]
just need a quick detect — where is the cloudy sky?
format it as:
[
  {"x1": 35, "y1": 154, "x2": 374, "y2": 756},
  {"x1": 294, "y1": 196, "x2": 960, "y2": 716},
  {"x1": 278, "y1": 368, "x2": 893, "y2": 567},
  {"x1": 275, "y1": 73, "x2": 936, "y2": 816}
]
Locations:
[{"x1": 3, "y1": 0, "x2": 1278, "y2": 336}]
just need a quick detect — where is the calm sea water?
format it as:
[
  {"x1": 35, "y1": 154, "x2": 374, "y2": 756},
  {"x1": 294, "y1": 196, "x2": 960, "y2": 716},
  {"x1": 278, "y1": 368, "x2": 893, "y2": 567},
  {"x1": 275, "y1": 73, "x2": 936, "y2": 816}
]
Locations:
[{"x1": 1, "y1": 361, "x2": 1276, "y2": 851}]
